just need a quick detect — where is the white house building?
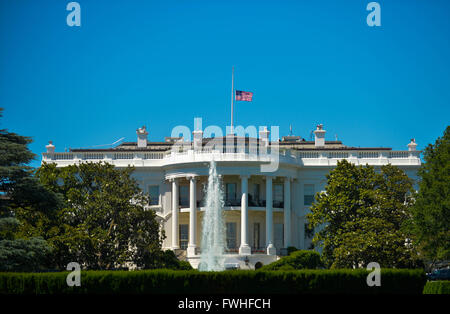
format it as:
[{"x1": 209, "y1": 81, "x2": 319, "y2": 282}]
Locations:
[{"x1": 42, "y1": 124, "x2": 421, "y2": 269}]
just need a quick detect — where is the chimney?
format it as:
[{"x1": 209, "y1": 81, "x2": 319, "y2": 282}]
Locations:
[
  {"x1": 313, "y1": 124, "x2": 326, "y2": 147},
  {"x1": 192, "y1": 129, "x2": 203, "y2": 151},
  {"x1": 259, "y1": 126, "x2": 270, "y2": 147},
  {"x1": 407, "y1": 138, "x2": 417, "y2": 151},
  {"x1": 46, "y1": 141, "x2": 55, "y2": 153},
  {"x1": 136, "y1": 126, "x2": 148, "y2": 148}
]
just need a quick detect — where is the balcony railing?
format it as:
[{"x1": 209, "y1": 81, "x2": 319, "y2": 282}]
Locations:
[
  {"x1": 251, "y1": 247, "x2": 266, "y2": 254},
  {"x1": 226, "y1": 198, "x2": 283, "y2": 208},
  {"x1": 248, "y1": 199, "x2": 265, "y2": 207},
  {"x1": 225, "y1": 248, "x2": 239, "y2": 253},
  {"x1": 176, "y1": 198, "x2": 284, "y2": 209},
  {"x1": 43, "y1": 148, "x2": 421, "y2": 166},
  {"x1": 224, "y1": 198, "x2": 240, "y2": 207},
  {"x1": 179, "y1": 199, "x2": 189, "y2": 207}
]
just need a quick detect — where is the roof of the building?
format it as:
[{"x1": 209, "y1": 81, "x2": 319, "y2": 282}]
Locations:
[{"x1": 69, "y1": 136, "x2": 392, "y2": 152}]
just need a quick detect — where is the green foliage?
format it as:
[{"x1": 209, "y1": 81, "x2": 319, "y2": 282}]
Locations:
[
  {"x1": 308, "y1": 160, "x2": 420, "y2": 269},
  {"x1": 0, "y1": 108, "x2": 183, "y2": 271},
  {"x1": 0, "y1": 237, "x2": 53, "y2": 272},
  {"x1": 287, "y1": 246, "x2": 298, "y2": 255},
  {"x1": 0, "y1": 108, "x2": 55, "y2": 271},
  {"x1": 177, "y1": 260, "x2": 193, "y2": 270},
  {"x1": 0, "y1": 269, "x2": 426, "y2": 294},
  {"x1": 17, "y1": 162, "x2": 165, "y2": 270},
  {"x1": 0, "y1": 217, "x2": 20, "y2": 240},
  {"x1": 423, "y1": 280, "x2": 450, "y2": 294},
  {"x1": 155, "y1": 250, "x2": 192, "y2": 270},
  {"x1": 0, "y1": 108, "x2": 35, "y2": 205},
  {"x1": 410, "y1": 126, "x2": 450, "y2": 264},
  {"x1": 259, "y1": 250, "x2": 323, "y2": 270}
]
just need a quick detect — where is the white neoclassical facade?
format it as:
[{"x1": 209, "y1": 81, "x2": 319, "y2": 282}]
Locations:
[{"x1": 42, "y1": 124, "x2": 421, "y2": 269}]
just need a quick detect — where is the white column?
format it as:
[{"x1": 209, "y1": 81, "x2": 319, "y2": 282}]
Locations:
[
  {"x1": 171, "y1": 178, "x2": 179, "y2": 249},
  {"x1": 284, "y1": 177, "x2": 291, "y2": 248},
  {"x1": 266, "y1": 176, "x2": 276, "y2": 255},
  {"x1": 187, "y1": 176, "x2": 197, "y2": 257},
  {"x1": 239, "y1": 175, "x2": 251, "y2": 255}
]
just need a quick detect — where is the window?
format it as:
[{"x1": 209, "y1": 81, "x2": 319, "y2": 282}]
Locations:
[
  {"x1": 179, "y1": 185, "x2": 189, "y2": 207},
  {"x1": 253, "y1": 223, "x2": 260, "y2": 249},
  {"x1": 304, "y1": 184, "x2": 315, "y2": 206},
  {"x1": 149, "y1": 185, "x2": 160, "y2": 205},
  {"x1": 273, "y1": 184, "x2": 284, "y2": 208},
  {"x1": 253, "y1": 184, "x2": 260, "y2": 201},
  {"x1": 179, "y1": 224, "x2": 188, "y2": 250},
  {"x1": 226, "y1": 222, "x2": 237, "y2": 250},
  {"x1": 249, "y1": 183, "x2": 260, "y2": 206},
  {"x1": 274, "y1": 223, "x2": 284, "y2": 251},
  {"x1": 226, "y1": 183, "x2": 237, "y2": 203}
]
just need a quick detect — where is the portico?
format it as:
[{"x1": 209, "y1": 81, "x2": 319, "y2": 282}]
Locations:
[{"x1": 168, "y1": 172, "x2": 293, "y2": 259}]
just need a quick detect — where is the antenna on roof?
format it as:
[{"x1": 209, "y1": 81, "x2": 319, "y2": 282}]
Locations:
[
  {"x1": 289, "y1": 124, "x2": 293, "y2": 136},
  {"x1": 79, "y1": 137, "x2": 125, "y2": 149}
]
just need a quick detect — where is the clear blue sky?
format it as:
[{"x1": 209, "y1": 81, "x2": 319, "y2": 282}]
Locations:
[{"x1": 1, "y1": 0, "x2": 449, "y2": 168}]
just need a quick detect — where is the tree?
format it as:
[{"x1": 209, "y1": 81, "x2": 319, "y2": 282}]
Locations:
[
  {"x1": 0, "y1": 108, "x2": 54, "y2": 271},
  {"x1": 1, "y1": 108, "x2": 186, "y2": 271},
  {"x1": 307, "y1": 160, "x2": 420, "y2": 269},
  {"x1": 258, "y1": 250, "x2": 323, "y2": 271},
  {"x1": 410, "y1": 126, "x2": 450, "y2": 265},
  {"x1": 0, "y1": 237, "x2": 52, "y2": 272},
  {"x1": 22, "y1": 162, "x2": 166, "y2": 270}
]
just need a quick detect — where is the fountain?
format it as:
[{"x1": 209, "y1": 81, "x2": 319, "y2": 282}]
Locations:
[{"x1": 198, "y1": 160, "x2": 226, "y2": 271}]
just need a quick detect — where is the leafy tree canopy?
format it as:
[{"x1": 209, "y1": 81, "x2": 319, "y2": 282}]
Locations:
[
  {"x1": 18, "y1": 162, "x2": 166, "y2": 270},
  {"x1": 0, "y1": 108, "x2": 54, "y2": 271},
  {"x1": 308, "y1": 160, "x2": 421, "y2": 269},
  {"x1": 410, "y1": 126, "x2": 450, "y2": 264}
]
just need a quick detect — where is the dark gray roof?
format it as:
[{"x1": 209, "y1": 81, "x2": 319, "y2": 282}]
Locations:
[{"x1": 69, "y1": 136, "x2": 391, "y2": 152}]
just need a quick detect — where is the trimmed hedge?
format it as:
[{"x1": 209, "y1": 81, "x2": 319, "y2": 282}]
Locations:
[
  {"x1": 259, "y1": 250, "x2": 323, "y2": 270},
  {"x1": 423, "y1": 280, "x2": 450, "y2": 294},
  {"x1": 0, "y1": 269, "x2": 425, "y2": 294}
]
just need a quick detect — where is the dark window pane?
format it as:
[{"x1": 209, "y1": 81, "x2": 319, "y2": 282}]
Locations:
[
  {"x1": 149, "y1": 185, "x2": 159, "y2": 205},
  {"x1": 304, "y1": 184, "x2": 315, "y2": 205},
  {"x1": 179, "y1": 185, "x2": 189, "y2": 207},
  {"x1": 226, "y1": 222, "x2": 237, "y2": 249},
  {"x1": 179, "y1": 224, "x2": 188, "y2": 249}
]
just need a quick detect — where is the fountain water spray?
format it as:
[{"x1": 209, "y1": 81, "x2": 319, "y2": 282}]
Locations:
[{"x1": 199, "y1": 161, "x2": 226, "y2": 271}]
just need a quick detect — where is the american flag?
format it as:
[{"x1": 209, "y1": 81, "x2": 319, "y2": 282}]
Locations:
[{"x1": 235, "y1": 90, "x2": 253, "y2": 102}]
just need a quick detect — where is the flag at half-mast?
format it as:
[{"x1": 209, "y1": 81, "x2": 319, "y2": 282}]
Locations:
[{"x1": 235, "y1": 90, "x2": 253, "y2": 102}]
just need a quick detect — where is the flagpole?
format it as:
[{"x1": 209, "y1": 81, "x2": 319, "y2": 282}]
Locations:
[{"x1": 230, "y1": 66, "x2": 234, "y2": 135}]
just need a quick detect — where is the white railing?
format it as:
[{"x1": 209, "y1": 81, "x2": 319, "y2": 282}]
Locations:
[
  {"x1": 328, "y1": 152, "x2": 349, "y2": 159},
  {"x1": 42, "y1": 149, "x2": 421, "y2": 166},
  {"x1": 389, "y1": 151, "x2": 410, "y2": 158},
  {"x1": 53, "y1": 153, "x2": 73, "y2": 160},
  {"x1": 114, "y1": 152, "x2": 134, "y2": 160},
  {"x1": 358, "y1": 151, "x2": 379, "y2": 159},
  {"x1": 83, "y1": 153, "x2": 104, "y2": 160},
  {"x1": 297, "y1": 151, "x2": 320, "y2": 158},
  {"x1": 144, "y1": 152, "x2": 164, "y2": 159}
]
